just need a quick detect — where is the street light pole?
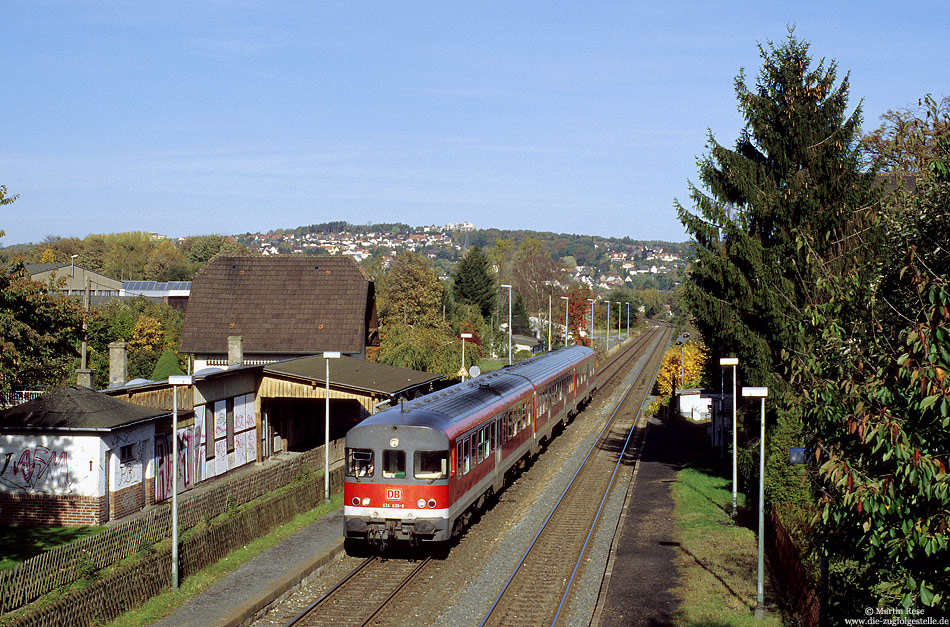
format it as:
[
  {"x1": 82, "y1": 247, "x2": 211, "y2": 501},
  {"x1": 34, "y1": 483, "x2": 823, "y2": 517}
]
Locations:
[
  {"x1": 742, "y1": 386, "x2": 769, "y2": 619},
  {"x1": 548, "y1": 294, "x2": 552, "y2": 351},
  {"x1": 587, "y1": 298, "x2": 594, "y2": 348},
  {"x1": 617, "y1": 301, "x2": 622, "y2": 342},
  {"x1": 501, "y1": 284, "x2": 512, "y2": 364},
  {"x1": 460, "y1": 333, "x2": 472, "y2": 379},
  {"x1": 168, "y1": 375, "x2": 194, "y2": 589},
  {"x1": 324, "y1": 351, "x2": 341, "y2": 501},
  {"x1": 720, "y1": 357, "x2": 739, "y2": 518},
  {"x1": 605, "y1": 301, "x2": 611, "y2": 351},
  {"x1": 560, "y1": 296, "x2": 569, "y2": 347}
]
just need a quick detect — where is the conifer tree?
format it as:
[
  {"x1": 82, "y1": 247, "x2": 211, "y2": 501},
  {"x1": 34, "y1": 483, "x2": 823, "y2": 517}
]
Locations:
[
  {"x1": 452, "y1": 246, "x2": 495, "y2": 320},
  {"x1": 676, "y1": 32, "x2": 879, "y2": 389}
]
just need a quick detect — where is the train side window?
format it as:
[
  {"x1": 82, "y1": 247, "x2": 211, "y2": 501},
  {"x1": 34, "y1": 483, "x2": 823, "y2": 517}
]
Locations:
[
  {"x1": 381, "y1": 450, "x2": 406, "y2": 479},
  {"x1": 489, "y1": 422, "x2": 495, "y2": 454},
  {"x1": 346, "y1": 448, "x2": 374, "y2": 477},
  {"x1": 414, "y1": 451, "x2": 448, "y2": 479},
  {"x1": 524, "y1": 401, "x2": 531, "y2": 426},
  {"x1": 456, "y1": 441, "x2": 463, "y2": 475},
  {"x1": 463, "y1": 437, "x2": 471, "y2": 474},
  {"x1": 476, "y1": 429, "x2": 484, "y2": 463}
]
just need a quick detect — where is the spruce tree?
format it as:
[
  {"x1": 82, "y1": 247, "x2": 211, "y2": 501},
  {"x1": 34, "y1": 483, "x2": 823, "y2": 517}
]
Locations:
[
  {"x1": 676, "y1": 32, "x2": 879, "y2": 389},
  {"x1": 452, "y1": 246, "x2": 495, "y2": 320}
]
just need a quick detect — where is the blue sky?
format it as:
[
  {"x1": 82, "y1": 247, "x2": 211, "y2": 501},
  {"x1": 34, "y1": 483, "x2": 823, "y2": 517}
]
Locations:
[{"x1": 2, "y1": 1, "x2": 947, "y2": 245}]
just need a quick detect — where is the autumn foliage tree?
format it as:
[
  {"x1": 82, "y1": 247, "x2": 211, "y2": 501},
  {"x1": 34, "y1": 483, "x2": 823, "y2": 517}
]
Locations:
[{"x1": 0, "y1": 187, "x2": 83, "y2": 399}]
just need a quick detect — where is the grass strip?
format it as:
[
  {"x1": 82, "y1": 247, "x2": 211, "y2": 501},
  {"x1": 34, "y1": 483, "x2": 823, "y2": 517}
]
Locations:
[
  {"x1": 671, "y1": 461, "x2": 783, "y2": 626},
  {"x1": 0, "y1": 525, "x2": 105, "y2": 570}
]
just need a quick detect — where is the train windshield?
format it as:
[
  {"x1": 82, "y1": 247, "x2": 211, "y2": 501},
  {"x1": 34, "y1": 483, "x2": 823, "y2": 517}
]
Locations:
[
  {"x1": 414, "y1": 451, "x2": 448, "y2": 480},
  {"x1": 346, "y1": 448, "x2": 374, "y2": 477},
  {"x1": 381, "y1": 450, "x2": 406, "y2": 479}
]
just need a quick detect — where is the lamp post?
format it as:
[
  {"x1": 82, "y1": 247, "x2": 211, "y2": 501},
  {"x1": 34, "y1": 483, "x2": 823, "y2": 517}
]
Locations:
[
  {"x1": 500, "y1": 284, "x2": 512, "y2": 364},
  {"x1": 617, "y1": 301, "x2": 622, "y2": 342},
  {"x1": 587, "y1": 298, "x2": 595, "y2": 348},
  {"x1": 605, "y1": 301, "x2": 611, "y2": 350},
  {"x1": 676, "y1": 332, "x2": 690, "y2": 388},
  {"x1": 460, "y1": 333, "x2": 472, "y2": 379},
  {"x1": 720, "y1": 357, "x2": 739, "y2": 518},
  {"x1": 168, "y1": 375, "x2": 194, "y2": 589},
  {"x1": 742, "y1": 385, "x2": 769, "y2": 619},
  {"x1": 625, "y1": 302, "x2": 630, "y2": 339},
  {"x1": 560, "y1": 296, "x2": 569, "y2": 347},
  {"x1": 324, "y1": 351, "x2": 341, "y2": 501},
  {"x1": 675, "y1": 340, "x2": 685, "y2": 389},
  {"x1": 547, "y1": 294, "x2": 552, "y2": 351}
]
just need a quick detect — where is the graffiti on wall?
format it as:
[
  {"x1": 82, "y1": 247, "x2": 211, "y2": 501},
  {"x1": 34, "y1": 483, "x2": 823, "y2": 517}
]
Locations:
[
  {"x1": 155, "y1": 426, "x2": 199, "y2": 502},
  {"x1": 154, "y1": 393, "x2": 257, "y2": 502},
  {"x1": 0, "y1": 447, "x2": 71, "y2": 493}
]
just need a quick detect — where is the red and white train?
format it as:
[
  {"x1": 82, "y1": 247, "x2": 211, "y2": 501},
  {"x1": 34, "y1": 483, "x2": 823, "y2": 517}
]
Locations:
[{"x1": 343, "y1": 346, "x2": 597, "y2": 548}]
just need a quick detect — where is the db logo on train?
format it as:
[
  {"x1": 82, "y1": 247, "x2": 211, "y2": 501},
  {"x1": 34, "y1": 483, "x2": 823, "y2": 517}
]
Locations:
[{"x1": 386, "y1": 488, "x2": 402, "y2": 500}]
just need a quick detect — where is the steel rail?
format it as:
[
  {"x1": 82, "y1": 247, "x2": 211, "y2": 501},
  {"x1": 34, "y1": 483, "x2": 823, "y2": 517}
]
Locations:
[
  {"x1": 355, "y1": 557, "x2": 431, "y2": 627},
  {"x1": 283, "y1": 557, "x2": 376, "y2": 627},
  {"x1": 282, "y1": 556, "x2": 431, "y2": 627},
  {"x1": 478, "y1": 324, "x2": 668, "y2": 627},
  {"x1": 551, "y1": 328, "x2": 668, "y2": 625}
]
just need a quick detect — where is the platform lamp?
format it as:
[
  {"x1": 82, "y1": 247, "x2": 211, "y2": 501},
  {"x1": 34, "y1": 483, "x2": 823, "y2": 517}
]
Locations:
[
  {"x1": 720, "y1": 357, "x2": 739, "y2": 518},
  {"x1": 617, "y1": 301, "x2": 622, "y2": 342},
  {"x1": 168, "y1": 374, "x2": 194, "y2": 589},
  {"x1": 560, "y1": 296, "x2": 569, "y2": 347},
  {"x1": 500, "y1": 285, "x2": 513, "y2": 364},
  {"x1": 587, "y1": 298, "x2": 595, "y2": 348},
  {"x1": 324, "y1": 351, "x2": 341, "y2": 501},
  {"x1": 625, "y1": 302, "x2": 631, "y2": 339},
  {"x1": 742, "y1": 385, "x2": 769, "y2": 619},
  {"x1": 460, "y1": 333, "x2": 473, "y2": 379}
]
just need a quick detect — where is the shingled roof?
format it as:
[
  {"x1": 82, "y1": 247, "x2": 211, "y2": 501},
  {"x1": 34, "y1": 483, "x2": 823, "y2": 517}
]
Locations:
[
  {"x1": 264, "y1": 355, "x2": 441, "y2": 397},
  {"x1": 0, "y1": 386, "x2": 168, "y2": 432},
  {"x1": 179, "y1": 256, "x2": 378, "y2": 356}
]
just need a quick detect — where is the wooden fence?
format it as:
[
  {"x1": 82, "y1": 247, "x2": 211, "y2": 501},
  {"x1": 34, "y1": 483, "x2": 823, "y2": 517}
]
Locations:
[
  {"x1": 0, "y1": 441, "x2": 343, "y2": 617},
  {"x1": 769, "y1": 508, "x2": 821, "y2": 627},
  {"x1": 3, "y1": 467, "x2": 344, "y2": 627}
]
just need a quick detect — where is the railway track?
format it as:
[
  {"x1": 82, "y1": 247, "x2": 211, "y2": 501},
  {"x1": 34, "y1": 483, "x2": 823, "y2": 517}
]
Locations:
[
  {"x1": 270, "y1": 324, "x2": 670, "y2": 627},
  {"x1": 478, "y1": 323, "x2": 670, "y2": 627},
  {"x1": 283, "y1": 556, "x2": 431, "y2": 627}
]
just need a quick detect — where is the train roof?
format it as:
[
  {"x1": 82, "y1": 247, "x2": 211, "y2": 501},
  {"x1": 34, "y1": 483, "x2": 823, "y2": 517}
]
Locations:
[{"x1": 349, "y1": 346, "x2": 595, "y2": 438}]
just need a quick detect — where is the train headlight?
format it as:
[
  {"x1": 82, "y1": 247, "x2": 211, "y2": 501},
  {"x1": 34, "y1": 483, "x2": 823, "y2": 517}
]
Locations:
[
  {"x1": 361, "y1": 497, "x2": 371, "y2": 506},
  {"x1": 417, "y1": 499, "x2": 427, "y2": 508},
  {"x1": 351, "y1": 497, "x2": 360, "y2": 506},
  {"x1": 427, "y1": 498, "x2": 437, "y2": 509}
]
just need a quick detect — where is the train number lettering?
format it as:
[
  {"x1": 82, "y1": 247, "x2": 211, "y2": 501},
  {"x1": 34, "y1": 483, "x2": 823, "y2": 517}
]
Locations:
[{"x1": 386, "y1": 488, "x2": 402, "y2": 500}]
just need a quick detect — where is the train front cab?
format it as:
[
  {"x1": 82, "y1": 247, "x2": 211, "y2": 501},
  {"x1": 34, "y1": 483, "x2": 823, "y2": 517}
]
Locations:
[{"x1": 344, "y1": 423, "x2": 451, "y2": 547}]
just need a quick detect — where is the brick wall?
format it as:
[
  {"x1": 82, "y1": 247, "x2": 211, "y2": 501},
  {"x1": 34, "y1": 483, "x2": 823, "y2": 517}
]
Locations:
[
  {"x1": 109, "y1": 484, "x2": 144, "y2": 521},
  {"x1": 145, "y1": 477, "x2": 156, "y2": 506},
  {"x1": 0, "y1": 493, "x2": 107, "y2": 526}
]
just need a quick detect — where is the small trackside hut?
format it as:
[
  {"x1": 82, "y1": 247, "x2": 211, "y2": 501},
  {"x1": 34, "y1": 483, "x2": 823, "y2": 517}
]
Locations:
[{"x1": 343, "y1": 346, "x2": 596, "y2": 549}]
